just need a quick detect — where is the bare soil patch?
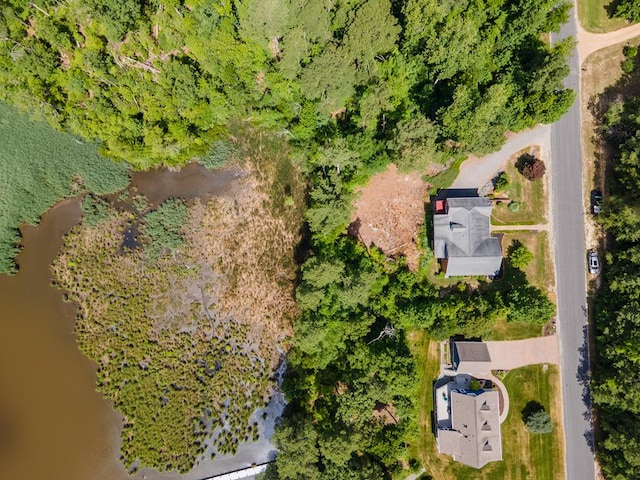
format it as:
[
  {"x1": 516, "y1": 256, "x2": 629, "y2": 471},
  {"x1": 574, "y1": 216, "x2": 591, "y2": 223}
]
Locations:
[{"x1": 350, "y1": 163, "x2": 428, "y2": 270}]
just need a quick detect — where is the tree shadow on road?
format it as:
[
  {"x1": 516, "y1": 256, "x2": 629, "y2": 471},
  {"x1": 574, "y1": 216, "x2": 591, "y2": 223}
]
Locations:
[{"x1": 576, "y1": 323, "x2": 596, "y2": 453}]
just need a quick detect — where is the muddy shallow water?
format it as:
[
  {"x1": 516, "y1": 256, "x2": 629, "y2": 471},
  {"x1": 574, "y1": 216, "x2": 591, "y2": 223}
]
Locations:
[{"x1": 0, "y1": 166, "x2": 282, "y2": 480}]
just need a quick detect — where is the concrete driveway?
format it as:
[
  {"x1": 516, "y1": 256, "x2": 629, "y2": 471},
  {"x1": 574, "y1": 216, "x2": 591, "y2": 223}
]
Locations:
[{"x1": 485, "y1": 336, "x2": 559, "y2": 370}]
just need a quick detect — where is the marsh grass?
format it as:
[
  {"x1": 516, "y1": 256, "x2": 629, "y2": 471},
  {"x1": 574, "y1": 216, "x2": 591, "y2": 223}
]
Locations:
[{"x1": 0, "y1": 101, "x2": 129, "y2": 273}]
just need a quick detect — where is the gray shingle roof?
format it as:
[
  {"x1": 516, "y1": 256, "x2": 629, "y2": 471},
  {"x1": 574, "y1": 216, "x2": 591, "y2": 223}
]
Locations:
[
  {"x1": 454, "y1": 342, "x2": 492, "y2": 375},
  {"x1": 438, "y1": 389, "x2": 502, "y2": 469},
  {"x1": 433, "y1": 196, "x2": 502, "y2": 277}
]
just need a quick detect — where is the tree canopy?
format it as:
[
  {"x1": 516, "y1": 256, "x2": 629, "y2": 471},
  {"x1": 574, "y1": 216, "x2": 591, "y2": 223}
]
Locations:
[
  {"x1": 0, "y1": 0, "x2": 574, "y2": 169},
  {"x1": 593, "y1": 70, "x2": 640, "y2": 480}
]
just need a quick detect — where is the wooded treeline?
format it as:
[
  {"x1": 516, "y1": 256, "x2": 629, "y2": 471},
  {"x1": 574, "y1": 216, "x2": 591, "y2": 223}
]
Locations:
[
  {"x1": 611, "y1": 0, "x2": 640, "y2": 22},
  {"x1": 1, "y1": 0, "x2": 573, "y2": 170},
  {"x1": 593, "y1": 88, "x2": 640, "y2": 479}
]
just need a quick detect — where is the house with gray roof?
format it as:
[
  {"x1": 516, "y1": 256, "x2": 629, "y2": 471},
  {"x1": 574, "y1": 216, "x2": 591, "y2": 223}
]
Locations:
[
  {"x1": 437, "y1": 388, "x2": 503, "y2": 468},
  {"x1": 433, "y1": 193, "x2": 502, "y2": 277},
  {"x1": 452, "y1": 341, "x2": 492, "y2": 375}
]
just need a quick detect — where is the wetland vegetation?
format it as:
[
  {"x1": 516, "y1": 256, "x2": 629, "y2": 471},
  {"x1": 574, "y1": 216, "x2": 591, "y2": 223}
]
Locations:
[
  {"x1": 51, "y1": 127, "x2": 305, "y2": 473},
  {"x1": 0, "y1": 101, "x2": 128, "y2": 273}
]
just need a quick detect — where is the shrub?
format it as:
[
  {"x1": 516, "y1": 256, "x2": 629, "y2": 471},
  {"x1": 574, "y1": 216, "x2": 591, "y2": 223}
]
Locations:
[
  {"x1": 525, "y1": 409, "x2": 553, "y2": 434},
  {"x1": 508, "y1": 241, "x2": 533, "y2": 268},
  {"x1": 622, "y1": 58, "x2": 636, "y2": 74},
  {"x1": 198, "y1": 140, "x2": 236, "y2": 170},
  {"x1": 519, "y1": 155, "x2": 546, "y2": 181},
  {"x1": 507, "y1": 201, "x2": 521, "y2": 212},
  {"x1": 624, "y1": 45, "x2": 638, "y2": 58},
  {"x1": 505, "y1": 283, "x2": 555, "y2": 324},
  {"x1": 141, "y1": 199, "x2": 189, "y2": 259},
  {"x1": 494, "y1": 172, "x2": 509, "y2": 191}
]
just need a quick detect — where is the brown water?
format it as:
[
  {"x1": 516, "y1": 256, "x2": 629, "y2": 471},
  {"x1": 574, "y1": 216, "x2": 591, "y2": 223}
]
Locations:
[{"x1": 0, "y1": 166, "x2": 265, "y2": 480}]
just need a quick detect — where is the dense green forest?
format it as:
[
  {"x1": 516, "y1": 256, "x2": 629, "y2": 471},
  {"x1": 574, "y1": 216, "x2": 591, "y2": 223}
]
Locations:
[
  {"x1": 593, "y1": 81, "x2": 640, "y2": 479},
  {"x1": 0, "y1": 0, "x2": 574, "y2": 169}
]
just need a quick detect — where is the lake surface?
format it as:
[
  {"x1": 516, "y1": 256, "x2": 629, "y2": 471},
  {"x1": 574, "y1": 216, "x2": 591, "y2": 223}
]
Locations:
[{"x1": 0, "y1": 166, "x2": 280, "y2": 480}]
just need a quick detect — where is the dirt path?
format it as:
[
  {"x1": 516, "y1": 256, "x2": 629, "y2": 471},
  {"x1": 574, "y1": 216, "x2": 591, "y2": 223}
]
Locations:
[{"x1": 577, "y1": 21, "x2": 640, "y2": 62}]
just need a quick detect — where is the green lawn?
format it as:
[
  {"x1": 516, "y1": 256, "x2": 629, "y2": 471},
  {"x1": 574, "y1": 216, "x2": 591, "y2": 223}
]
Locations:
[
  {"x1": 497, "y1": 232, "x2": 555, "y2": 294},
  {"x1": 491, "y1": 155, "x2": 546, "y2": 226},
  {"x1": 411, "y1": 336, "x2": 564, "y2": 480},
  {"x1": 578, "y1": 0, "x2": 630, "y2": 33}
]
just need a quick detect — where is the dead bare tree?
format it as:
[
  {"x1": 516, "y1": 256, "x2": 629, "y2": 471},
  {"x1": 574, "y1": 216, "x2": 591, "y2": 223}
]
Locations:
[{"x1": 367, "y1": 323, "x2": 396, "y2": 345}]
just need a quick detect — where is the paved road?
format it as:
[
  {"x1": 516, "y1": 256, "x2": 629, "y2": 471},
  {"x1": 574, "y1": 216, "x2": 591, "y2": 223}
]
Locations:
[{"x1": 550, "y1": 5, "x2": 596, "y2": 480}]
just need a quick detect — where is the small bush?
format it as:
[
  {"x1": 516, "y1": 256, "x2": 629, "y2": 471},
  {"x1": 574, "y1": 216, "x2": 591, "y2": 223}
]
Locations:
[
  {"x1": 198, "y1": 140, "x2": 236, "y2": 170},
  {"x1": 624, "y1": 45, "x2": 638, "y2": 58},
  {"x1": 141, "y1": 199, "x2": 189, "y2": 259},
  {"x1": 507, "y1": 201, "x2": 521, "y2": 212},
  {"x1": 494, "y1": 172, "x2": 509, "y2": 191},
  {"x1": 508, "y1": 240, "x2": 533, "y2": 269},
  {"x1": 518, "y1": 155, "x2": 546, "y2": 181},
  {"x1": 525, "y1": 409, "x2": 553, "y2": 434},
  {"x1": 622, "y1": 58, "x2": 636, "y2": 74}
]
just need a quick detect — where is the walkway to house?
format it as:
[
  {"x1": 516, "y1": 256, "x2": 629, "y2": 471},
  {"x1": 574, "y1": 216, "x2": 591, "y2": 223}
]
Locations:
[
  {"x1": 487, "y1": 373, "x2": 510, "y2": 424},
  {"x1": 485, "y1": 336, "x2": 560, "y2": 371},
  {"x1": 490, "y1": 223, "x2": 549, "y2": 232}
]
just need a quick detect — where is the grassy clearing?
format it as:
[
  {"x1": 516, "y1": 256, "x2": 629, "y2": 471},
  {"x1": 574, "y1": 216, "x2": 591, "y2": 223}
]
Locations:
[
  {"x1": 0, "y1": 101, "x2": 129, "y2": 273},
  {"x1": 486, "y1": 318, "x2": 542, "y2": 341},
  {"x1": 578, "y1": 0, "x2": 630, "y2": 33},
  {"x1": 410, "y1": 336, "x2": 564, "y2": 480},
  {"x1": 488, "y1": 231, "x2": 556, "y2": 338},
  {"x1": 491, "y1": 152, "x2": 546, "y2": 226}
]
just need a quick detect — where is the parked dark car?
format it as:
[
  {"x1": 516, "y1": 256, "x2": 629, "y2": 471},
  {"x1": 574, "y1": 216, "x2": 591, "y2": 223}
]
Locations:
[{"x1": 591, "y1": 190, "x2": 602, "y2": 215}]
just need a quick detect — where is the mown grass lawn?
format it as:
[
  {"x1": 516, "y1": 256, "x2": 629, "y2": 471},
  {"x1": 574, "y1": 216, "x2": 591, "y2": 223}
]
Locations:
[
  {"x1": 410, "y1": 336, "x2": 564, "y2": 480},
  {"x1": 491, "y1": 154, "x2": 546, "y2": 226},
  {"x1": 578, "y1": 0, "x2": 630, "y2": 33},
  {"x1": 498, "y1": 231, "x2": 555, "y2": 294}
]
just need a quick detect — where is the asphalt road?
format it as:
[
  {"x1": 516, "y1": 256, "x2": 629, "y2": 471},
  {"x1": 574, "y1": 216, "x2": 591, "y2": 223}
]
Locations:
[{"x1": 550, "y1": 6, "x2": 596, "y2": 480}]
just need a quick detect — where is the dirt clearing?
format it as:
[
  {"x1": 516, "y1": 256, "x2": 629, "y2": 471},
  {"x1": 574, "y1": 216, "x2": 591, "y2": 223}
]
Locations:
[{"x1": 350, "y1": 164, "x2": 428, "y2": 270}]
